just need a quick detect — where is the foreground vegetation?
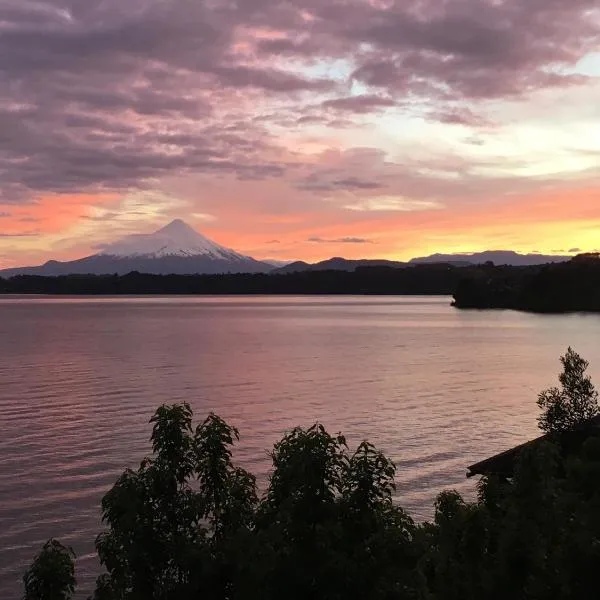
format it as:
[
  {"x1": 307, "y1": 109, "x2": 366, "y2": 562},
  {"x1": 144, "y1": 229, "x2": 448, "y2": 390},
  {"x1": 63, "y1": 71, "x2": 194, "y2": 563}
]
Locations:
[{"x1": 24, "y1": 349, "x2": 600, "y2": 600}]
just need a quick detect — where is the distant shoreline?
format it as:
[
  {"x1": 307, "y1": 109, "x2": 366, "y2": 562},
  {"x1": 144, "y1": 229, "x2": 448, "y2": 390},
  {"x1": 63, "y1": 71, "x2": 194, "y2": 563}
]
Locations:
[
  {"x1": 2, "y1": 257, "x2": 598, "y2": 315},
  {"x1": 452, "y1": 254, "x2": 600, "y2": 314},
  {"x1": 0, "y1": 265, "x2": 464, "y2": 296},
  {"x1": 0, "y1": 292, "x2": 452, "y2": 298}
]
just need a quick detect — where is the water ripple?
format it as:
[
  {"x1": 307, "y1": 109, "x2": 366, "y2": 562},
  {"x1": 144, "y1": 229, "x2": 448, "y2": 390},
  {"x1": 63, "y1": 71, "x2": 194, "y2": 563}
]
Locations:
[{"x1": 1, "y1": 295, "x2": 599, "y2": 598}]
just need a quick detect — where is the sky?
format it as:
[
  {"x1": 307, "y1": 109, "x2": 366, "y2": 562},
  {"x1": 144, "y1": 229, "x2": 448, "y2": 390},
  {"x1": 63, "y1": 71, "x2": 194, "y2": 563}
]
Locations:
[{"x1": 0, "y1": 0, "x2": 599, "y2": 267}]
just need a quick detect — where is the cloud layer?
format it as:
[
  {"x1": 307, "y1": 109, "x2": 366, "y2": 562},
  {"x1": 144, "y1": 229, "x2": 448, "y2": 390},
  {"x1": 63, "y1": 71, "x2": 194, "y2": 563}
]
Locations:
[{"x1": 0, "y1": 0, "x2": 599, "y2": 264}]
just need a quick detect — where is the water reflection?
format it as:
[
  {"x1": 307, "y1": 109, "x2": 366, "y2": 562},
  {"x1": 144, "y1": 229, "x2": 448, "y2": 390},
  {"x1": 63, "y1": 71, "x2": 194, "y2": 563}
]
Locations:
[{"x1": 0, "y1": 295, "x2": 598, "y2": 598}]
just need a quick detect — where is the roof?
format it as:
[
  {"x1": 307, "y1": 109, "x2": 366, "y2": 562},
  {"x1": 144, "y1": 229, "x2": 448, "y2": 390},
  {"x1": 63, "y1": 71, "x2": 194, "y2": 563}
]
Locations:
[{"x1": 467, "y1": 414, "x2": 600, "y2": 478}]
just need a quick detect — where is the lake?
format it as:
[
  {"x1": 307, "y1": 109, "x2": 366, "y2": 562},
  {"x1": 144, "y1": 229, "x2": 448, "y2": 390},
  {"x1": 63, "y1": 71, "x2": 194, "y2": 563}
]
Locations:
[{"x1": 1, "y1": 295, "x2": 599, "y2": 598}]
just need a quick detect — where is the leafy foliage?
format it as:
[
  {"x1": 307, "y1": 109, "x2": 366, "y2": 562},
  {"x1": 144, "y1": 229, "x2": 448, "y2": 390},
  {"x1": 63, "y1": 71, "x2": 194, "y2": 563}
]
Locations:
[
  {"x1": 1, "y1": 264, "x2": 467, "y2": 296},
  {"x1": 537, "y1": 347, "x2": 599, "y2": 433},
  {"x1": 23, "y1": 539, "x2": 76, "y2": 600},
  {"x1": 92, "y1": 404, "x2": 256, "y2": 600},
  {"x1": 453, "y1": 254, "x2": 600, "y2": 313},
  {"x1": 23, "y1": 349, "x2": 600, "y2": 600}
]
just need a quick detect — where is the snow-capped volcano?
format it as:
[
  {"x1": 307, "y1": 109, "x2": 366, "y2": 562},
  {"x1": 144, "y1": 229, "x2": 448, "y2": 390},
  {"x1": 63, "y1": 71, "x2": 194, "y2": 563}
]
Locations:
[
  {"x1": 0, "y1": 219, "x2": 273, "y2": 276},
  {"x1": 100, "y1": 219, "x2": 250, "y2": 261}
]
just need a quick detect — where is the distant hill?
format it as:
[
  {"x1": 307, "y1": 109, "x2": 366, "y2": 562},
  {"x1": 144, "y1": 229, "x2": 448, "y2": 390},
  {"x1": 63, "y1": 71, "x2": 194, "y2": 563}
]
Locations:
[
  {"x1": 4, "y1": 256, "x2": 598, "y2": 307},
  {"x1": 410, "y1": 250, "x2": 571, "y2": 267},
  {"x1": 0, "y1": 226, "x2": 577, "y2": 278},
  {"x1": 262, "y1": 259, "x2": 294, "y2": 268},
  {"x1": 274, "y1": 251, "x2": 572, "y2": 274},
  {"x1": 276, "y1": 257, "x2": 407, "y2": 273},
  {"x1": 453, "y1": 254, "x2": 600, "y2": 313},
  {"x1": 0, "y1": 219, "x2": 273, "y2": 277}
]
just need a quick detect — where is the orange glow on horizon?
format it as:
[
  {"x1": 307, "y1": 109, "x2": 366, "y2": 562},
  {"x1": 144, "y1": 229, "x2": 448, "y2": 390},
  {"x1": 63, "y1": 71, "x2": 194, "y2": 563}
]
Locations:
[{"x1": 0, "y1": 186, "x2": 598, "y2": 268}]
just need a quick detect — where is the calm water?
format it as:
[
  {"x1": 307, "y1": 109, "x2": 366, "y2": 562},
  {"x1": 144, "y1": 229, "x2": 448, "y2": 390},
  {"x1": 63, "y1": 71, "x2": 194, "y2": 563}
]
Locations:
[{"x1": 1, "y1": 295, "x2": 599, "y2": 598}]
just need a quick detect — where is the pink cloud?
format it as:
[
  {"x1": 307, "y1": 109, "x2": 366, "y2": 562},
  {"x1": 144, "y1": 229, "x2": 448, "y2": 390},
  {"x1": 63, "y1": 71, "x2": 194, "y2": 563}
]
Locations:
[{"x1": 0, "y1": 0, "x2": 598, "y2": 266}]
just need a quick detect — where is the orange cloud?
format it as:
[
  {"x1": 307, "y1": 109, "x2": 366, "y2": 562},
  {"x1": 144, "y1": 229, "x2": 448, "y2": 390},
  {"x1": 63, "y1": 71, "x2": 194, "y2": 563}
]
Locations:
[
  {"x1": 227, "y1": 184, "x2": 600, "y2": 261},
  {"x1": 0, "y1": 193, "x2": 121, "y2": 268},
  {"x1": 1, "y1": 184, "x2": 598, "y2": 268},
  {"x1": 0, "y1": 193, "x2": 119, "y2": 236}
]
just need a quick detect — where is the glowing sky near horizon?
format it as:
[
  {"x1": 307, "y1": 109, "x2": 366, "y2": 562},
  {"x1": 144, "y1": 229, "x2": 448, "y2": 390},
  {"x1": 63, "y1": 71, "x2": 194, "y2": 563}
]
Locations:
[{"x1": 0, "y1": 0, "x2": 599, "y2": 267}]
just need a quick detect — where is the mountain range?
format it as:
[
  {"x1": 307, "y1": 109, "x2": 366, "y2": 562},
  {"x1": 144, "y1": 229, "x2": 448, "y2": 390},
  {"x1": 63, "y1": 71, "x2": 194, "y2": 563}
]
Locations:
[
  {"x1": 276, "y1": 257, "x2": 408, "y2": 273},
  {"x1": 0, "y1": 220, "x2": 574, "y2": 277},
  {"x1": 409, "y1": 250, "x2": 571, "y2": 267},
  {"x1": 277, "y1": 251, "x2": 571, "y2": 273},
  {"x1": 0, "y1": 219, "x2": 272, "y2": 277}
]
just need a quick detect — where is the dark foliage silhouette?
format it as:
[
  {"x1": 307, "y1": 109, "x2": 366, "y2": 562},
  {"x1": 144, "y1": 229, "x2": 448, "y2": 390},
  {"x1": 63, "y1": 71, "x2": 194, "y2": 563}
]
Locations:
[
  {"x1": 24, "y1": 349, "x2": 600, "y2": 600},
  {"x1": 23, "y1": 539, "x2": 76, "y2": 600},
  {"x1": 453, "y1": 254, "x2": 600, "y2": 312},
  {"x1": 537, "y1": 348, "x2": 599, "y2": 433},
  {"x1": 2, "y1": 255, "x2": 598, "y2": 314},
  {"x1": 0, "y1": 264, "x2": 473, "y2": 296}
]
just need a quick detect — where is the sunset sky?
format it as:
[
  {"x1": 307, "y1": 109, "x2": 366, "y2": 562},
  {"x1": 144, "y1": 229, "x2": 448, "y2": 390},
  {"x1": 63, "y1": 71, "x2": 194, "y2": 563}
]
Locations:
[{"x1": 0, "y1": 0, "x2": 599, "y2": 267}]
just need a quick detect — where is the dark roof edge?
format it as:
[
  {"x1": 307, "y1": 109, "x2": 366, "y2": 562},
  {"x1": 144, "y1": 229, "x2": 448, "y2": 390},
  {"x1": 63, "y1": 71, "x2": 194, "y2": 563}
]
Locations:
[
  {"x1": 466, "y1": 434, "x2": 546, "y2": 478},
  {"x1": 466, "y1": 413, "x2": 600, "y2": 478}
]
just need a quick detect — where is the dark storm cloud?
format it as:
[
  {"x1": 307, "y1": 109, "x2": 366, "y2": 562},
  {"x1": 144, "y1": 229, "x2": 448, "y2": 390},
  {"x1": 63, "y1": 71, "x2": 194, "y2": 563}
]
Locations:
[
  {"x1": 0, "y1": 0, "x2": 598, "y2": 202},
  {"x1": 429, "y1": 107, "x2": 493, "y2": 127},
  {"x1": 332, "y1": 178, "x2": 384, "y2": 190},
  {"x1": 0, "y1": 231, "x2": 39, "y2": 237},
  {"x1": 0, "y1": 0, "x2": 330, "y2": 202},
  {"x1": 0, "y1": 98, "x2": 287, "y2": 201},
  {"x1": 213, "y1": 65, "x2": 334, "y2": 92},
  {"x1": 294, "y1": 147, "x2": 409, "y2": 195},
  {"x1": 308, "y1": 236, "x2": 374, "y2": 244},
  {"x1": 296, "y1": 115, "x2": 328, "y2": 125},
  {"x1": 256, "y1": 37, "x2": 319, "y2": 58},
  {"x1": 342, "y1": 0, "x2": 598, "y2": 100},
  {"x1": 321, "y1": 95, "x2": 397, "y2": 114},
  {"x1": 84, "y1": 213, "x2": 122, "y2": 222},
  {"x1": 297, "y1": 174, "x2": 385, "y2": 192}
]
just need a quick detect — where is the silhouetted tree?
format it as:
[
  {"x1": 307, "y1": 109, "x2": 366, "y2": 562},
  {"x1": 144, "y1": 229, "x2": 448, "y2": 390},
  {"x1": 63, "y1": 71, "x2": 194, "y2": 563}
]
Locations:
[
  {"x1": 339, "y1": 442, "x2": 420, "y2": 600},
  {"x1": 453, "y1": 255, "x2": 600, "y2": 312},
  {"x1": 537, "y1": 347, "x2": 599, "y2": 433},
  {"x1": 94, "y1": 404, "x2": 256, "y2": 600},
  {"x1": 23, "y1": 539, "x2": 76, "y2": 600},
  {"x1": 22, "y1": 348, "x2": 600, "y2": 600}
]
